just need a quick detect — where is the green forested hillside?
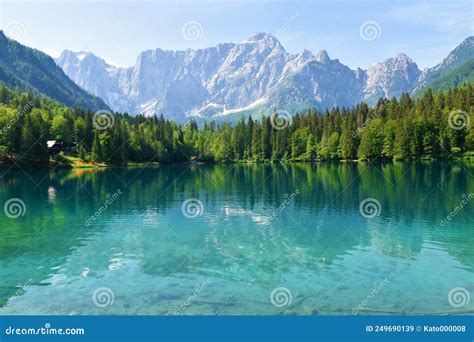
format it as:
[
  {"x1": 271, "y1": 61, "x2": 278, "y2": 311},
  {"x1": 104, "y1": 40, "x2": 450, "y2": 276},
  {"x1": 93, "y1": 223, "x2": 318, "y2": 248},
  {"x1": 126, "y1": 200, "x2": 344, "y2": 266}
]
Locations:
[
  {"x1": 420, "y1": 60, "x2": 474, "y2": 94},
  {"x1": 413, "y1": 36, "x2": 474, "y2": 96},
  {"x1": 0, "y1": 31, "x2": 108, "y2": 112}
]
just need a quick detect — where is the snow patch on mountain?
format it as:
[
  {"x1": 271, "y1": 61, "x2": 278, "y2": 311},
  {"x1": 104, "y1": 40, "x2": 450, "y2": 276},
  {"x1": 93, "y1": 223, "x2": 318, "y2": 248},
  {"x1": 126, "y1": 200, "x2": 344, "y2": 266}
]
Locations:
[{"x1": 217, "y1": 98, "x2": 267, "y2": 117}]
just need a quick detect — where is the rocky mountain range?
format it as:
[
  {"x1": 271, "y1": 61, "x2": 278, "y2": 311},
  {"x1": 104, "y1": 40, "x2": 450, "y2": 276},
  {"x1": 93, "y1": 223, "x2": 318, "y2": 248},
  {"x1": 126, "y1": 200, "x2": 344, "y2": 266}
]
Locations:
[
  {"x1": 56, "y1": 33, "x2": 472, "y2": 122},
  {"x1": 52, "y1": 34, "x2": 472, "y2": 122},
  {"x1": 1, "y1": 31, "x2": 471, "y2": 122}
]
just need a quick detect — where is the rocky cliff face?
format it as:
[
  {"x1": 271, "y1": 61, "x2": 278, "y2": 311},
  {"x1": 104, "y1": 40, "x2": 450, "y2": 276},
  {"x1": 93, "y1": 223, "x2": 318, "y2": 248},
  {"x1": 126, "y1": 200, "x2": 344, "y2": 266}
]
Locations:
[{"x1": 364, "y1": 53, "x2": 421, "y2": 103}]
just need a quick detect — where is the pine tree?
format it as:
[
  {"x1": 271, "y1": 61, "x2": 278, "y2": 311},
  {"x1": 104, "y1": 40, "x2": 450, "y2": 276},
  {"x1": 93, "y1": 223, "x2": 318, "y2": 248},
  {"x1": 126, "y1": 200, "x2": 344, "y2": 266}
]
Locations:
[{"x1": 92, "y1": 131, "x2": 103, "y2": 162}]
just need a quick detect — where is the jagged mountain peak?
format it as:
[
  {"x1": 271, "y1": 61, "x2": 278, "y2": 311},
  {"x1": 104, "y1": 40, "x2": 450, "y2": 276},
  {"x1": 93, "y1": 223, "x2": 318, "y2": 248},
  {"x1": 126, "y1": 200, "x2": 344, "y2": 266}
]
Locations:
[
  {"x1": 243, "y1": 32, "x2": 280, "y2": 43},
  {"x1": 56, "y1": 50, "x2": 116, "y2": 69},
  {"x1": 364, "y1": 52, "x2": 421, "y2": 102},
  {"x1": 58, "y1": 49, "x2": 88, "y2": 60},
  {"x1": 74, "y1": 51, "x2": 94, "y2": 61},
  {"x1": 394, "y1": 52, "x2": 410, "y2": 60},
  {"x1": 371, "y1": 52, "x2": 417, "y2": 68},
  {"x1": 240, "y1": 32, "x2": 285, "y2": 53},
  {"x1": 315, "y1": 50, "x2": 330, "y2": 63},
  {"x1": 299, "y1": 49, "x2": 314, "y2": 58},
  {"x1": 388, "y1": 53, "x2": 417, "y2": 68}
]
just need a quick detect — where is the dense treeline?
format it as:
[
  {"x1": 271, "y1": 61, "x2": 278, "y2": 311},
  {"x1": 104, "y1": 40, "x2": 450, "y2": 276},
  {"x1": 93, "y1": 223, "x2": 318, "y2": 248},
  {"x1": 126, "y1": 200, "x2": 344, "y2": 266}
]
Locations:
[{"x1": 0, "y1": 83, "x2": 472, "y2": 167}]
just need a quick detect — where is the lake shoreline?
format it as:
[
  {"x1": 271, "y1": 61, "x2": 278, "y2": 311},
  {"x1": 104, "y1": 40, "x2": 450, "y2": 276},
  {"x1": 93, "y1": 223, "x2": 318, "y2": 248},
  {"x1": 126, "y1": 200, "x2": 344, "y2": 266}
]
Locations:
[{"x1": 1, "y1": 156, "x2": 473, "y2": 170}]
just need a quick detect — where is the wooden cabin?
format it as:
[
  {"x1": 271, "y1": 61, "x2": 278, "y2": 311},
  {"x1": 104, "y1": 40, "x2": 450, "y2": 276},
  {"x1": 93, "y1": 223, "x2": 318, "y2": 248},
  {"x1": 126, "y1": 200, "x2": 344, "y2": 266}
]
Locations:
[{"x1": 47, "y1": 140, "x2": 67, "y2": 155}]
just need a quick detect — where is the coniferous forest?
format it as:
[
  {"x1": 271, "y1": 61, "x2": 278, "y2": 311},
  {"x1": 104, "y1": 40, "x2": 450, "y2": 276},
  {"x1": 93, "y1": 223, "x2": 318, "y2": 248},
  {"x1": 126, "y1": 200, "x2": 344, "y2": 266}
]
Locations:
[{"x1": 0, "y1": 83, "x2": 472, "y2": 168}]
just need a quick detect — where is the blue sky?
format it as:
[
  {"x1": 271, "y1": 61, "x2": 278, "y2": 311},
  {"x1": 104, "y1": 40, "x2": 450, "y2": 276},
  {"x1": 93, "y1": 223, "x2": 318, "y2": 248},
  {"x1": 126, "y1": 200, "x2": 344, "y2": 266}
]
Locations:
[{"x1": 0, "y1": 0, "x2": 472, "y2": 69}]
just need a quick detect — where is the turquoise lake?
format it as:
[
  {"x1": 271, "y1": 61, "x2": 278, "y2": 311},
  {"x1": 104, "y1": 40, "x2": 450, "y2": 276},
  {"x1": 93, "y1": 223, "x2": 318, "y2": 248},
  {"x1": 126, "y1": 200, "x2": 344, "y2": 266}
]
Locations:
[{"x1": 0, "y1": 162, "x2": 472, "y2": 315}]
